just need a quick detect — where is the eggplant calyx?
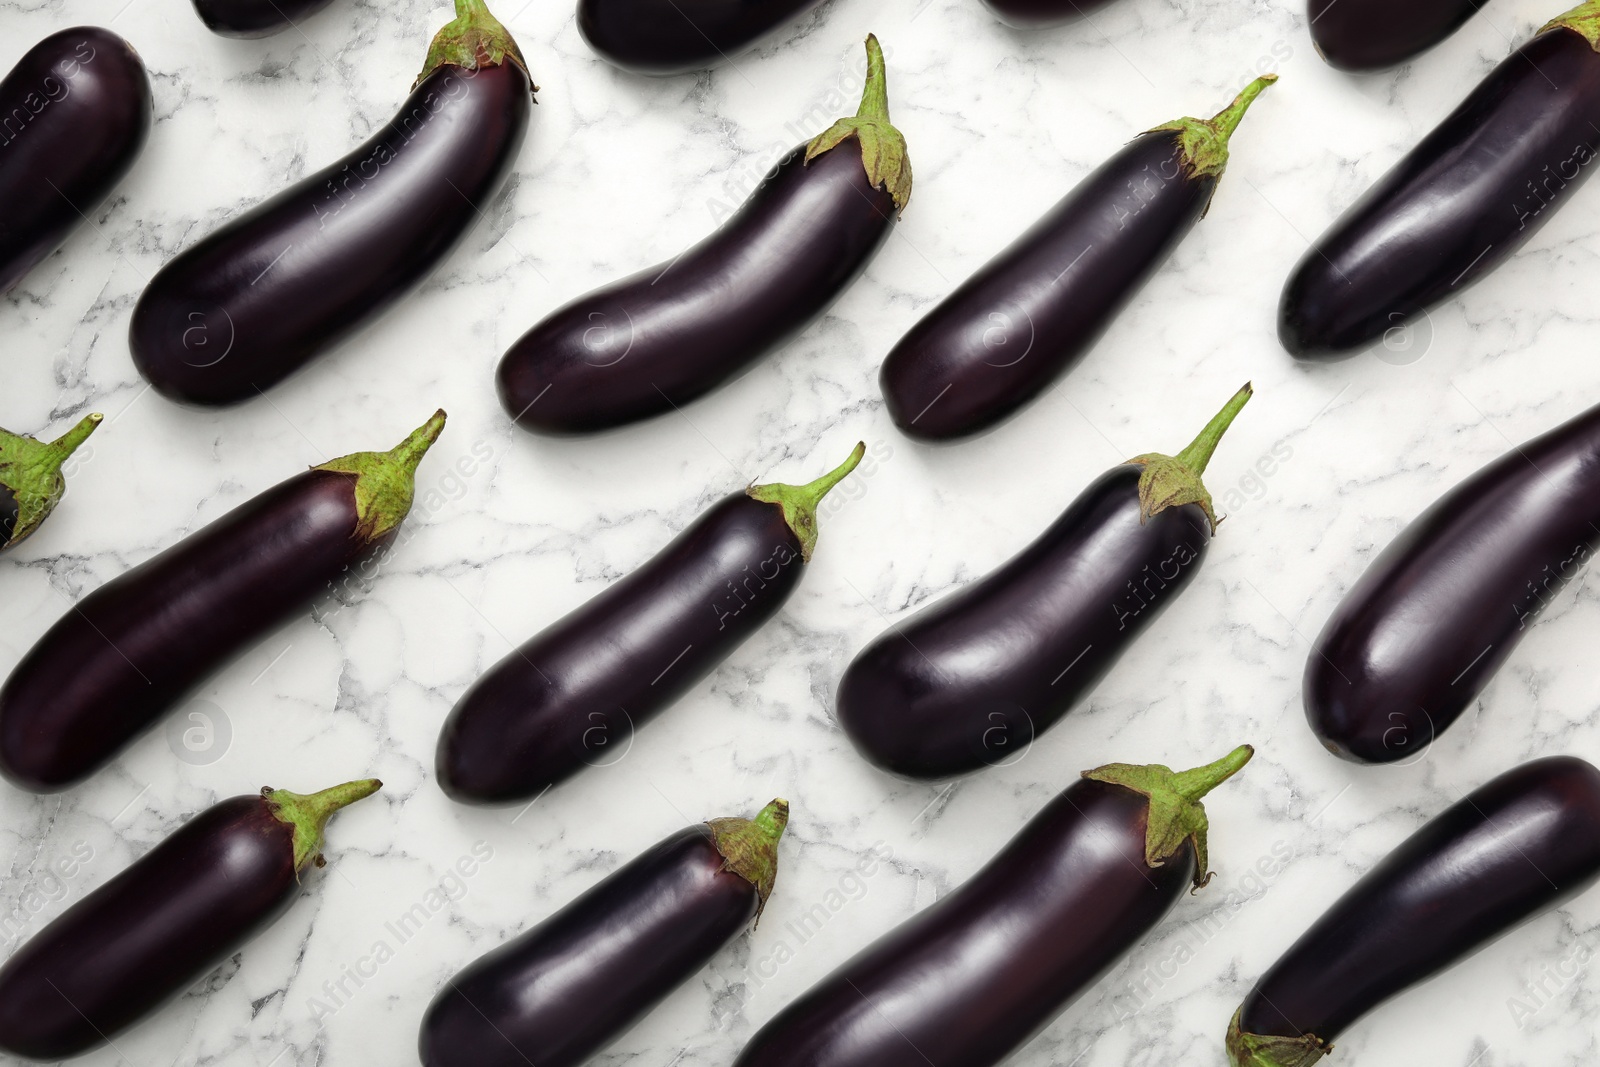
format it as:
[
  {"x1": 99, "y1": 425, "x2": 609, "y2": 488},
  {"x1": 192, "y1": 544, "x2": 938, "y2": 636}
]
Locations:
[
  {"x1": 707, "y1": 798, "x2": 790, "y2": 925},
  {"x1": 805, "y1": 34, "x2": 913, "y2": 215},
  {"x1": 263, "y1": 778, "x2": 383, "y2": 877},
  {"x1": 748, "y1": 441, "x2": 866, "y2": 562},
  {"x1": 415, "y1": 0, "x2": 536, "y2": 96},
  {"x1": 1225, "y1": 1007, "x2": 1332, "y2": 1067},
  {"x1": 1083, "y1": 744, "x2": 1253, "y2": 890},
  {"x1": 315, "y1": 409, "x2": 447, "y2": 546},
  {"x1": 1150, "y1": 74, "x2": 1277, "y2": 186},
  {"x1": 0, "y1": 413, "x2": 102, "y2": 550},
  {"x1": 1128, "y1": 381, "x2": 1252, "y2": 534},
  {"x1": 1546, "y1": 0, "x2": 1600, "y2": 49}
]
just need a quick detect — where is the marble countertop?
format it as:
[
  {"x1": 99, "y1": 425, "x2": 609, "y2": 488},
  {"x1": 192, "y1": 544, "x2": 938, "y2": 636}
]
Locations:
[{"x1": 4, "y1": 0, "x2": 1600, "y2": 1063}]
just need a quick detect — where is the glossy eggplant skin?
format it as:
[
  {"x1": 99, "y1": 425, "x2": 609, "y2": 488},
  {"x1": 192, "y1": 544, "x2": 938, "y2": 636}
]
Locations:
[
  {"x1": 420, "y1": 827, "x2": 758, "y2": 1067},
  {"x1": 0, "y1": 487, "x2": 16, "y2": 546},
  {"x1": 191, "y1": 0, "x2": 337, "y2": 39},
  {"x1": 838, "y1": 466, "x2": 1211, "y2": 780},
  {"x1": 733, "y1": 780, "x2": 1194, "y2": 1067},
  {"x1": 1280, "y1": 24, "x2": 1600, "y2": 359},
  {"x1": 498, "y1": 145, "x2": 895, "y2": 435},
  {"x1": 577, "y1": 0, "x2": 822, "y2": 74},
  {"x1": 438, "y1": 495, "x2": 804, "y2": 803},
  {"x1": 1230, "y1": 757, "x2": 1600, "y2": 1065},
  {"x1": 882, "y1": 133, "x2": 1209, "y2": 441},
  {"x1": 1307, "y1": 0, "x2": 1485, "y2": 71},
  {"x1": 0, "y1": 796, "x2": 298, "y2": 1059},
  {"x1": 1305, "y1": 402, "x2": 1600, "y2": 764},
  {"x1": 0, "y1": 28, "x2": 151, "y2": 295},
  {"x1": 129, "y1": 63, "x2": 530, "y2": 405},
  {"x1": 974, "y1": 0, "x2": 1121, "y2": 30}
]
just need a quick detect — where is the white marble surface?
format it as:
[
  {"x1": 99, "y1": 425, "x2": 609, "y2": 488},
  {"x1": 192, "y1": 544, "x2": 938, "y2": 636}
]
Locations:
[{"x1": 3, "y1": 0, "x2": 1600, "y2": 1062}]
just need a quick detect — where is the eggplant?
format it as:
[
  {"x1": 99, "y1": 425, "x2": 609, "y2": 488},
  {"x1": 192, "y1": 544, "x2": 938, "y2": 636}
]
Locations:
[
  {"x1": 0, "y1": 412, "x2": 445, "y2": 792},
  {"x1": 1306, "y1": 0, "x2": 1487, "y2": 71},
  {"x1": 0, "y1": 777, "x2": 379, "y2": 1059},
  {"x1": 127, "y1": 0, "x2": 533, "y2": 406},
  {"x1": 420, "y1": 799, "x2": 788, "y2": 1067},
  {"x1": 578, "y1": 0, "x2": 823, "y2": 74},
  {"x1": 497, "y1": 36, "x2": 908, "y2": 436},
  {"x1": 1280, "y1": 0, "x2": 1600, "y2": 360},
  {"x1": 734, "y1": 746, "x2": 1252, "y2": 1067},
  {"x1": 1304, "y1": 401, "x2": 1600, "y2": 764},
  {"x1": 837, "y1": 384, "x2": 1250, "y2": 780},
  {"x1": 191, "y1": 0, "x2": 338, "y2": 38},
  {"x1": 975, "y1": 0, "x2": 1122, "y2": 29},
  {"x1": 0, "y1": 414, "x2": 101, "y2": 552},
  {"x1": 1228, "y1": 756, "x2": 1600, "y2": 1066},
  {"x1": 0, "y1": 28, "x2": 151, "y2": 295},
  {"x1": 438, "y1": 442, "x2": 863, "y2": 804},
  {"x1": 881, "y1": 78, "x2": 1272, "y2": 442}
]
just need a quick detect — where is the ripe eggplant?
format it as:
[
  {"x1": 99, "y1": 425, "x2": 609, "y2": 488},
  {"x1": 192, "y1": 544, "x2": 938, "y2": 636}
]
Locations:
[
  {"x1": 837, "y1": 384, "x2": 1250, "y2": 780},
  {"x1": 1306, "y1": 0, "x2": 1487, "y2": 71},
  {"x1": 0, "y1": 414, "x2": 101, "y2": 552},
  {"x1": 1280, "y1": 0, "x2": 1600, "y2": 359},
  {"x1": 0, "y1": 412, "x2": 445, "y2": 792},
  {"x1": 0, "y1": 777, "x2": 379, "y2": 1059},
  {"x1": 578, "y1": 0, "x2": 823, "y2": 74},
  {"x1": 191, "y1": 0, "x2": 340, "y2": 39},
  {"x1": 1227, "y1": 756, "x2": 1600, "y2": 1067},
  {"x1": 497, "y1": 36, "x2": 908, "y2": 436},
  {"x1": 975, "y1": 0, "x2": 1122, "y2": 29},
  {"x1": 1305, "y1": 400, "x2": 1600, "y2": 764},
  {"x1": 438, "y1": 442, "x2": 863, "y2": 805},
  {"x1": 0, "y1": 28, "x2": 151, "y2": 295},
  {"x1": 881, "y1": 78, "x2": 1272, "y2": 442},
  {"x1": 734, "y1": 746, "x2": 1253, "y2": 1067},
  {"x1": 420, "y1": 799, "x2": 788, "y2": 1067},
  {"x1": 127, "y1": 0, "x2": 533, "y2": 406}
]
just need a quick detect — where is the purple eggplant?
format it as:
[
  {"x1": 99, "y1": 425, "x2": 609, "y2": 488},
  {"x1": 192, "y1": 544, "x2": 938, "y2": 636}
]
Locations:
[
  {"x1": 0, "y1": 28, "x2": 151, "y2": 295},
  {"x1": 127, "y1": 0, "x2": 533, "y2": 406},
  {"x1": 1280, "y1": 0, "x2": 1600, "y2": 359},
  {"x1": 1228, "y1": 756, "x2": 1600, "y2": 1066},
  {"x1": 837, "y1": 385, "x2": 1250, "y2": 780},
  {"x1": 1305, "y1": 400, "x2": 1600, "y2": 764},
  {"x1": 0, "y1": 777, "x2": 379, "y2": 1059},
  {"x1": 438, "y1": 442, "x2": 863, "y2": 805},
  {"x1": 191, "y1": 0, "x2": 340, "y2": 39},
  {"x1": 0, "y1": 414, "x2": 101, "y2": 552},
  {"x1": 881, "y1": 78, "x2": 1272, "y2": 441},
  {"x1": 578, "y1": 0, "x2": 823, "y2": 74},
  {"x1": 420, "y1": 799, "x2": 787, "y2": 1067},
  {"x1": 734, "y1": 746, "x2": 1252, "y2": 1067},
  {"x1": 0, "y1": 412, "x2": 445, "y2": 792},
  {"x1": 497, "y1": 36, "x2": 908, "y2": 436},
  {"x1": 975, "y1": 0, "x2": 1122, "y2": 29},
  {"x1": 1306, "y1": 0, "x2": 1488, "y2": 71}
]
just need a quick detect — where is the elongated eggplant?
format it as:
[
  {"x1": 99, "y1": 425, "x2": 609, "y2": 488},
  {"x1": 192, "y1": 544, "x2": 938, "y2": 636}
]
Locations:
[
  {"x1": 0, "y1": 28, "x2": 151, "y2": 295},
  {"x1": 578, "y1": 0, "x2": 822, "y2": 74},
  {"x1": 127, "y1": 0, "x2": 533, "y2": 406},
  {"x1": 1228, "y1": 756, "x2": 1600, "y2": 1066},
  {"x1": 0, "y1": 412, "x2": 445, "y2": 792},
  {"x1": 1307, "y1": 0, "x2": 1486, "y2": 71},
  {"x1": 1305, "y1": 401, "x2": 1600, "y2": 764},
  {"x1": 438, "y1": 443, "x2": 863, "y2": 805},
  {"x1": 1280, "y1": 0, "x2": 1600, "y2": 359},
  {"x1": 0, "y1": 414, "x2": 101, "y2": 552},
  {"x1": 881, "y1": 79, "x2": 1272, "y2": 442},
  {"x1": 975, "y1": 0, "x2": 1122, "y2": 29},
  {"x1": 734, "y1": 746, "x2": 1252, "y2": 1067},
  {"x1": 837, "y1": 385, "x2": 1249, "y2": 780},
  {"x1": 191, "y1": 0, "x2": 339, "y2": 39},
  {"x1": 420, "y1": 799, "x2": 787, "y2": 1067},
  {"x1": 0, "y1": 778, "x2": 379, "y2": 1059},
  {"x1": 497, "y1": 36, "x2": 908, "y2": 436}
]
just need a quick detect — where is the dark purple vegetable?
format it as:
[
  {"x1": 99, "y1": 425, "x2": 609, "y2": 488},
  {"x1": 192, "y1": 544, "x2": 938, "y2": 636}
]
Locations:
[
  {"x1": 0, "y1": 28, "x2": 151, "y2": 295},
  {"x1": 1228, "y1": 756, "x2": 1600, "y2": 1066},
  {"x1": 1280, "y1": 0, "x2": 1600, "y2": 360},
  {"x1": 837, "y1": 385, "x2": 1250, "y2": 780},
  {"x1": 0, "y1": 412, "x2": 445, "y2": 792},
  {"x1": 497, "y1": 36, "x2": 907, "y2": 436},
  {"x1": 734, "y1": 746, "x2": 1252, "y2": 1067},
  {"x1": 191, "y1": 0, "x2": 339, "y2": 39},
  {"x1": 1306, "y1": 0, "x2": 1487, "y2": 70},
  {"x1": 438, "y1": 443, "x2": 863, "y2": 805},
  {"x1": 578, "y1": 0, "x2": 822, "y2": 74},
  {"x1": 975, "y1": 0, "x2": 1121, "y2": 29},
  {"x1": 1305, "y1": 401, "x2": 1600, "y2": 763},
  {"x1": 127, "y1": 0, "x2": 533, "y2": 406},
  {"x1": 420, "y1": 799, "x2": 787, "y2": 1067},
  {"x1": 881, "y1": 78, "x2": 1272, "y2": 441},
  {"x1": 0, "y1": 777, "x2": 379, "y2": 1059},
  {"x1": 0, "y1": 414, "x2": 101, "y2": 552}
]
